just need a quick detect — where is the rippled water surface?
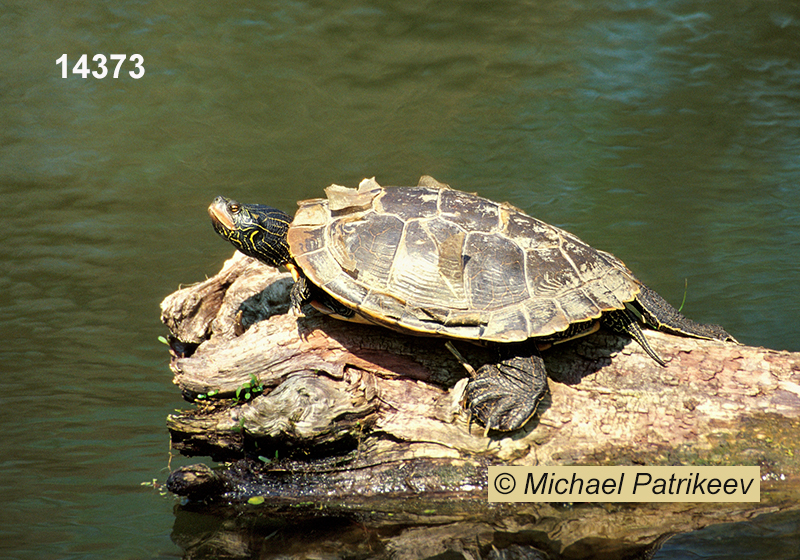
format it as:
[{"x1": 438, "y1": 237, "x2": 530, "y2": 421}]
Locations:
[{"x1": 2, "y1": 0, "x2": 799, "y2": 558}]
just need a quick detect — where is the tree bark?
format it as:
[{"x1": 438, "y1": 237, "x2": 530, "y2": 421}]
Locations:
[{"x1": 161, "y1": 252, "x2": 800, "y2": 559}]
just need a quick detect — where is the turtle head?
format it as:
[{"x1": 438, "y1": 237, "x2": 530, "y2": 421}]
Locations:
[{"x1": 208, "y1": 196, "x2": 292, "y2": 268}]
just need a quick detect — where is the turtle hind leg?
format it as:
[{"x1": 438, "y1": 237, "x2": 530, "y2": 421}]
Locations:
[
  {"x1": 635, "y1": 283, "x2": 737, "y2": 343},
  {"x1": 603, "y1": 308, "x2": 666, "y2": 367},
  {"x1": 464, "y1": 347, "x2": 548, "y2": 433}
]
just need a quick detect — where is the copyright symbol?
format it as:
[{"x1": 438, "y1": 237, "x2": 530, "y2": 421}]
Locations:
[{"x1": 493, "y1": 472, "x2": 516, "y2": 494}]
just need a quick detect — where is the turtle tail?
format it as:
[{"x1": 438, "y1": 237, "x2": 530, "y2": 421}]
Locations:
[{"x1": 634, "y1": 283, "x2": 738, "y2": 343}]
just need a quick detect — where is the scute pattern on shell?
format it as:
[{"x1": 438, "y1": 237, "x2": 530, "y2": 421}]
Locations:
[{"x1": 287, "y1": 177, "x2": 641, "y2": 343}]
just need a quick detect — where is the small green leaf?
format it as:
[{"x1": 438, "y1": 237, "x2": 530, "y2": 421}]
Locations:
[
  {"x1": 158, "y1": 336, "x2": 169, "y2": 345},
  {"x1": 247, "y1": 496, "x2": 265, "y2": 505}
]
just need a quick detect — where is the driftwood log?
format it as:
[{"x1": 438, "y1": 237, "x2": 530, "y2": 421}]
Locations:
[{"x1": 161, "y1": 252, "x2": 800, "y2": 560}]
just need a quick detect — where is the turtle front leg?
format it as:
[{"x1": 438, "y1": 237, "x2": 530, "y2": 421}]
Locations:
[
  {"x1": 289, "y1": 273, "x2": 311, "y2": 312},
  {"x1": 464, "y1": 349, "x2": 549, "y2": 433},
  {"x1": 289, "y1": 271, "x2": 358, "y2": 319}
]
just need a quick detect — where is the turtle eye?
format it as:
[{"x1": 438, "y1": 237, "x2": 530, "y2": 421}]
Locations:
[{"x1": 229, "y1": 203, "x2": 240, "y2": 214}]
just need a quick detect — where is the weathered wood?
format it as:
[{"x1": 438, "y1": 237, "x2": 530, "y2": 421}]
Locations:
[
  {"x1": 162, "y1": 252, "x2": 800, "y2": 467},
  {"x1": 161, "y1": 252, "x2": 800, "y2": 559}
]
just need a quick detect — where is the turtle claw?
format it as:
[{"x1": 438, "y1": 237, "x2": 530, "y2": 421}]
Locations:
[
  {"x1": 465, "y1": 352, "x2": 548, "y2": 433},
  {"x1": 475, "y1": 394, "x2": 525, "y2": 435}
]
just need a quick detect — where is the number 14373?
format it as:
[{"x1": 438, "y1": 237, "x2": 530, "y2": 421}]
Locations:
[{"x1": 56, "y1": 54, "x2": 145, "y2": 79}]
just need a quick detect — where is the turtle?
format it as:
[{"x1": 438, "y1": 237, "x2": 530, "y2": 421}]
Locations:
[{"x1": 208, "y1": 176, "x2": 736, "y2": 432}]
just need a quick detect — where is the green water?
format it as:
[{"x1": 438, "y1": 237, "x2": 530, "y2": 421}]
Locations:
[{"x1": 2, "y1": 0, "x2": 799, "y2": 558}]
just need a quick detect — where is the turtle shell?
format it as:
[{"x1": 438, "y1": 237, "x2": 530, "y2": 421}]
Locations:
[{"x1": 286, "y1": 177, "x2": 641, "y2": 343}]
